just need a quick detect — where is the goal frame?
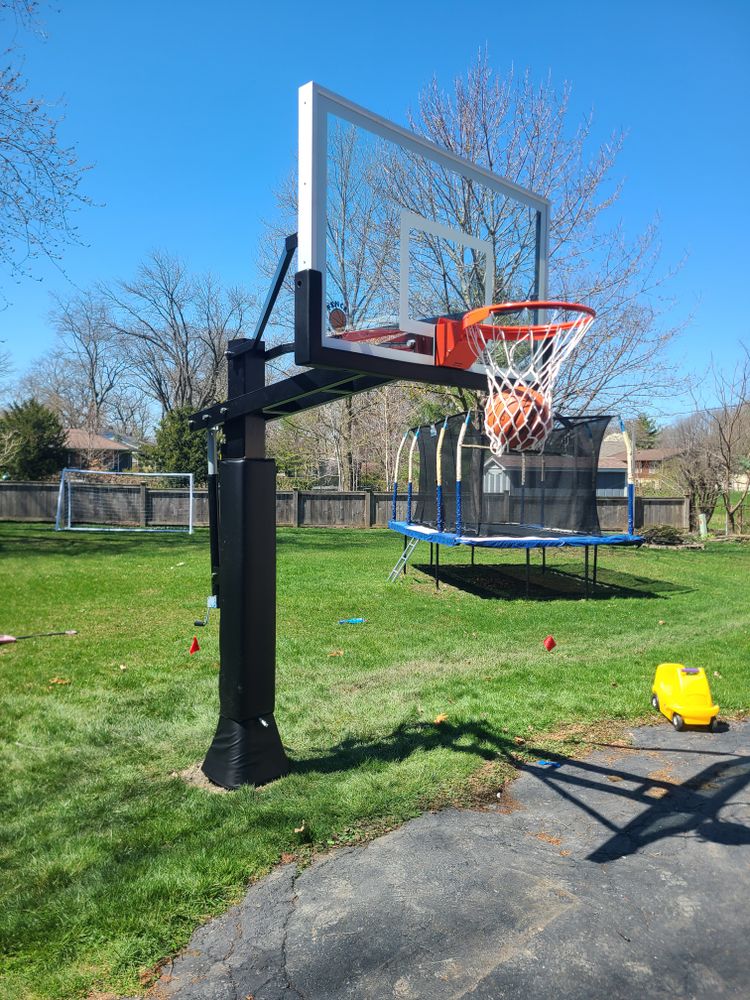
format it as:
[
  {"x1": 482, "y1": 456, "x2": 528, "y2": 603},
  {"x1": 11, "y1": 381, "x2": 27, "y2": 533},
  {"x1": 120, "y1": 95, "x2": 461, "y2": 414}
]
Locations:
[{"x1": 54, "y1": 468, "x2": 195, "y2": 534}]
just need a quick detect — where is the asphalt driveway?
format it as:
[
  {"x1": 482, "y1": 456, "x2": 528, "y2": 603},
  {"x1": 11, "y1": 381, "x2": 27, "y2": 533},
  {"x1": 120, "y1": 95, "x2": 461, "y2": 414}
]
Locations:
[{"x1": 147, "y1": 720, "x2": 750, "y2": 1000}]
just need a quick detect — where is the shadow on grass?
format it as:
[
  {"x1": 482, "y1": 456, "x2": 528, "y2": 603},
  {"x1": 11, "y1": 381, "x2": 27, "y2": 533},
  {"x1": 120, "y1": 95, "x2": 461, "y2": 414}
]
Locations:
[
  {"x1": 292, "y1": 718, "x2": 750, "y2": 861},
  {"x1": 292, "y1": 719, "x2": 511, "y2": 773},
  {"x1": 410, "y1": 561, "x2": 691, "y2": 601},
  {"x1": 0, "y1": 525, "x2": 209, "y2": 558},
  {"x1": 0, "y1": 524, "x2": 384, "y2": 559}
]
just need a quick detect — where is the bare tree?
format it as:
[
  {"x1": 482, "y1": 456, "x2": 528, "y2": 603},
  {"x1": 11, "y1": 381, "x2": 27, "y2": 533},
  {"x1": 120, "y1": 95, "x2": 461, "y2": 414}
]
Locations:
[
  {"x1": 707, "y1": 349, "x2": 750, "y2": 533},
  {"x1": 18, "y1": 292, "x2": 138, "y2": 433},
  {"x1": 662, "y1": 351, "x2": 750, "y2": 532},
  {"x1": 0, "y1": 344, "x2": 12, "y2": 393},
  {"x1": 663, "y1": 411, "x2": 723, "y2": 531},
  {"x1": 406, "y1": 58, "x2": 680, "y2": 413},
  {"x1": 0, "y1": 1, "x2": 90, "y2": 298},
  {"x1": 17, "y1": 349, "x2": 91, "y2": 428},
  {"x1": 104, "y1": 250, "x2": 254, "y2": 413},
  {"x1": 49, "y1": 291, "x2": 127, "y2": 429}
]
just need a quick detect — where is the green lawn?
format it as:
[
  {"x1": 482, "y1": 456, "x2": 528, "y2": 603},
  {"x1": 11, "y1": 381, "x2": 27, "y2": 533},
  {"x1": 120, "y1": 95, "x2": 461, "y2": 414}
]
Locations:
[{"x1": 1, "y1": 523, "x2": 748, "y2": 999}]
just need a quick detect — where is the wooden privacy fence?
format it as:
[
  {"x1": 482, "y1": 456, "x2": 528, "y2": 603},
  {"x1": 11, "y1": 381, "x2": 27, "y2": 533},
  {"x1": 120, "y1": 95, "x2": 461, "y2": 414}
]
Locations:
[{"x1": 0, "y1": 482, "x2": 689, "y2": 531}]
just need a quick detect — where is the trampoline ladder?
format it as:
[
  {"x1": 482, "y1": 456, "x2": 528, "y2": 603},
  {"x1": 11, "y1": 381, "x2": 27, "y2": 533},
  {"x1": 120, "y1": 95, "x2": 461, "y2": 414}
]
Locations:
[{"x1": 388, "y1": 537, "x2": 420, "y2": 582}]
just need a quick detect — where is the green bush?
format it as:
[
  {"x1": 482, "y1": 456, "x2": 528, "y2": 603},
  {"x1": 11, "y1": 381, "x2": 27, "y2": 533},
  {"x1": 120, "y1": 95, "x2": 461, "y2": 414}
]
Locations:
[
  {"x1": 641, "y1": 523, "x2": 685, "y2": 546},
  {"x1": 0, "y1": 398, "x2": 66, "y2": 480}
]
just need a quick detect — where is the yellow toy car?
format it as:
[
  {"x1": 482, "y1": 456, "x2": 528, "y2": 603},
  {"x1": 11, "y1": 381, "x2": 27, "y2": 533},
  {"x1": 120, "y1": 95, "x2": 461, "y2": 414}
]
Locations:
[{"x1": 651, "y1": 663, "x2": 719, "y2": 732}]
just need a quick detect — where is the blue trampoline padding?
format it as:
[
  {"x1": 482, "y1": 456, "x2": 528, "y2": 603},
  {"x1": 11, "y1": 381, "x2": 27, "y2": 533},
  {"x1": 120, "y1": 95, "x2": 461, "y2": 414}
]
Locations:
[{"x1": 388, "y1": 520, "x2": 642, "y2": 549}]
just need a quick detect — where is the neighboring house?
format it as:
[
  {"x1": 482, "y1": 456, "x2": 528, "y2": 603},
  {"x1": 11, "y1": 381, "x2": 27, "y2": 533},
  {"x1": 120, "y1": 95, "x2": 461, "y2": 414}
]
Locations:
[
  {"x1": 596, "y1": 440, "x2": 683, "y2": 493},
  {"x1": 64, "y1": 429, "x2": 136, "y2": 472},
  {"x1": 631, "y1": 448, "x2": 682, "y2": 488}
]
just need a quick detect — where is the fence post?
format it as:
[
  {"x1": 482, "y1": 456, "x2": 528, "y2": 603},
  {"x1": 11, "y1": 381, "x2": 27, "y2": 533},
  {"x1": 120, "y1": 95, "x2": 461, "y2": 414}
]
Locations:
[
  {"x1": 140, "y1": 483, "x2": 147, "y2": 528},
  {"x1": 292, "y1": 489, "x2": 301, "y2": 527},
  {"x1": 363, "y1": 490, "x2": 373, "y2": 528}
]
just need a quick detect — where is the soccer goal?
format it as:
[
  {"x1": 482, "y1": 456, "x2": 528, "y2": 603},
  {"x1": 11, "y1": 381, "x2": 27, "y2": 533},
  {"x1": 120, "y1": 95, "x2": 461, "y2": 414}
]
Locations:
[{"x1": 54, "y1": 469, "x2": 194, "y2": 533}]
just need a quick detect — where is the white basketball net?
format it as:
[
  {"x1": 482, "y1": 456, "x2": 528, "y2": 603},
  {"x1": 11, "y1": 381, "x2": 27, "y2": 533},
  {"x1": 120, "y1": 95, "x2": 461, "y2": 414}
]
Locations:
[{"x1": 465, "y1": 303, "x2": 595, "y2": 456}]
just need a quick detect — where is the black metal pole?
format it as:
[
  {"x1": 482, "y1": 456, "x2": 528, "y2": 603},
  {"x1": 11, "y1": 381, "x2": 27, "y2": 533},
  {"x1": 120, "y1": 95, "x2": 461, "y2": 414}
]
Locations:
[
  {"x1": 593, "y1": 545, "x2": 598, "y2": 588},
  {"x1": 202, "y1": 338, "x2": 290, "y2": 789},
  {"x1": 206, "y1": 429, "x2": 220, "y2": 602},
  {"x1": 471, "y1": 546, "x2": 475, "y2": 567},
  {"x1": 402, "y1": 533, "x2": 407, "y2": 575},
  {"x1": 435, "y1": 543, "x2": 440, "y2": 589},
  {"x1": 430, "y1": 542, "x2": 434, "y2": 567},
  {"x1": 541, "y1": 547, "x2": 546, "y2": 574},
  {"x1": 525, "y1": 549, "x2": 530, "y2": 598},
  {"x1": 584, "y1": 545, "x2": 590, "y2": 599}
]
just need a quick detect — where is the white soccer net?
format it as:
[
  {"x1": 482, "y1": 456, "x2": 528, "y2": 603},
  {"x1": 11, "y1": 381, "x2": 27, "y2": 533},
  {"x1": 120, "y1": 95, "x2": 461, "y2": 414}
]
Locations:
[{"x1": 55, "y1": 469, "x2": 194, "y2": 533}]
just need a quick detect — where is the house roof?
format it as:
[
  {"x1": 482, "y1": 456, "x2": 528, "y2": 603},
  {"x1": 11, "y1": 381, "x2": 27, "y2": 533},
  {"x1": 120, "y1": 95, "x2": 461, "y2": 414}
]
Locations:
[
  {"x1": 597, "y1": 446, "x2": 682, "y2": 470},
  {"x1": 65, "y1": 429, "x2": 133, "y2": 452},
  {"x1": 632, "y1": 448, "x2": 681, "y2": 462},
  {"x1": 598, "y1": 453, "x2": 628, "y2": 470}
]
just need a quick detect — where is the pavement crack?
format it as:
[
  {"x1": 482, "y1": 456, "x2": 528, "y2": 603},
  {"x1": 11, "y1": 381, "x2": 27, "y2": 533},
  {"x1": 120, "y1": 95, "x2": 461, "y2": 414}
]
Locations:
[
  {"x1": 222, "y1": 910, "x2": 243, "y2": 999},
  {"x1": 280, "y1": 865, "x2": 305, "y2": 999}
]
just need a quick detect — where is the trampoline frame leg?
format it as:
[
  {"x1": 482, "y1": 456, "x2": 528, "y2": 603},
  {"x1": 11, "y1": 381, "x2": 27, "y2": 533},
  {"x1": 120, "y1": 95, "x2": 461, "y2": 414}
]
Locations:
[
  {"x1": 430, "y1": 542, "x2": 434, "y2": 567},
  {"x1": 593, "y1": 545, "x2": 598, "y2": 588},
  {"x1": 542, "y1": 548, "x2": 546, "y2": 574},
  {"x1": 584, "y1": 545, "x2": 590, "y2": 598},
  {"x1": 434, "y1": 544, "x2": 440, "y2": 590},
  {"x1": 525, "y1": 549, "x2": 530, "y2": 598},
  {"x1": 471, "y1": 546, "x2": 475, "y2": 567},
  {"x1": 402, "y1": 534, "x2": 407, "y2": 576}
]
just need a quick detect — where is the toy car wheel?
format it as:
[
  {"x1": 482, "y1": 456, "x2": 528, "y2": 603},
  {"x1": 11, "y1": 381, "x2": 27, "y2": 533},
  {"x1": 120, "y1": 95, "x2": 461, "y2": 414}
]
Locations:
[
  {"x1": 651, "y1": 694, "x2": 659, "y2": 711},
  {"x1": 709, "y1": 716, "x2": 718, "y2": 733},
  {"x1": 672, "y1": 713, "x2": 684, "y2": 731}
]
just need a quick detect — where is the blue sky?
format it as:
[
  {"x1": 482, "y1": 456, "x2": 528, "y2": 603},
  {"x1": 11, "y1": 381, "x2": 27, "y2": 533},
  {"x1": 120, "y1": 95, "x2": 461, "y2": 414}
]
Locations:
[{"x1": 1, "y1": 0, "x2": 748, "y2": 420}]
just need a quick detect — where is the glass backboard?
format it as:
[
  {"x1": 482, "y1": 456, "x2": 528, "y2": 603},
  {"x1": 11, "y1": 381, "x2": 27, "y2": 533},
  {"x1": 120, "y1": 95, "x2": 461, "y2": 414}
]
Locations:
[{"x1": 295, "y1": 82, "x2": 550, "y2": 389}]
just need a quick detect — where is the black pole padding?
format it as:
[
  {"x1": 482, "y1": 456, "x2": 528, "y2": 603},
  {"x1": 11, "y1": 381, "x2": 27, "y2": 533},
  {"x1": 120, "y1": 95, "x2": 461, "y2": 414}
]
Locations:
[
  {"x1": 203, "y1": 716, "x2": 288, "y2": 790},
  {"x1": 202, "y1": 457, "x2": 289, "y2": 788}
]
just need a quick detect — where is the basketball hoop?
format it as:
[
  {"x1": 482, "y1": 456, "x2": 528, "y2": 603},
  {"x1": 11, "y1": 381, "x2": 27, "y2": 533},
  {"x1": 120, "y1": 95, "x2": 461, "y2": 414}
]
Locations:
[{"x1": 460, "y1": 301, "x2": 596, "y2": 456}]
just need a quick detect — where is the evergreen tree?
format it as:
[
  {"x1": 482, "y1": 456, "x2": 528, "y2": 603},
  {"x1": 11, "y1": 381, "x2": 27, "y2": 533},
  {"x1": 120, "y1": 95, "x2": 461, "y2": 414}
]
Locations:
[
  {"x1": 141, "y1": 407, "x2": 207, "y2": 484},
  {"x1": 634, "y1": 413, "x2": 660, "y2": 449},
  {"x1": 0, "y1": 399, "x2": 67, "y2": 480}
]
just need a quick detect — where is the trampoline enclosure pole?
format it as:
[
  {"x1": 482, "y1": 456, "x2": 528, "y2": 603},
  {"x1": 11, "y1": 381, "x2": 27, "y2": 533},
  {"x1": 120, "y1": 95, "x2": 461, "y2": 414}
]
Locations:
[{"x1": 620, "y1": 418, "x2": 636, "y2": 535}]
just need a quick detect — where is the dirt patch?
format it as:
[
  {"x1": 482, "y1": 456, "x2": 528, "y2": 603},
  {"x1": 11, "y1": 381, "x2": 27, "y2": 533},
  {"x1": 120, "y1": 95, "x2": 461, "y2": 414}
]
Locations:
[
  {"x1": 644, "y1": 767, "x2": 676, "y2": 798},
  {"x1": 174, "y1": 762, "x2": 229, "y2": 794},
  {"x1": 531, "y1": 831, "x2": 562, "y2": 846},
  {"x1": 451, "y1": 760, "x2": 521, "y2": 812}
]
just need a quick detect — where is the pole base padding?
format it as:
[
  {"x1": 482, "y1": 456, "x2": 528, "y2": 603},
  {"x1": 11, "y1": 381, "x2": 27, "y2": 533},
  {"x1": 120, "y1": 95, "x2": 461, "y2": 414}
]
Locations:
[{"x1": 202, "y1": 715, "x2": 290, "y2": 789}]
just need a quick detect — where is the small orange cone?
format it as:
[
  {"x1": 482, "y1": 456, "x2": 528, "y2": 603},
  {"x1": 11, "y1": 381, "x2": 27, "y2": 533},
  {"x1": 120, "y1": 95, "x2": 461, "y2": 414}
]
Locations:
[{"x1": 189, "y1": 636, "x2": 200, "y2": 655}]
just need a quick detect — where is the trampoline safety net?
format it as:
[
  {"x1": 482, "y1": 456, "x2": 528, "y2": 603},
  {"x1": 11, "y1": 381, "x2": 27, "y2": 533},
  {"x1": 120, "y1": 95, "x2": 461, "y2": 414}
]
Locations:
[{"x1": 411, "y1": 413, "x2": 611, "y2": 537}]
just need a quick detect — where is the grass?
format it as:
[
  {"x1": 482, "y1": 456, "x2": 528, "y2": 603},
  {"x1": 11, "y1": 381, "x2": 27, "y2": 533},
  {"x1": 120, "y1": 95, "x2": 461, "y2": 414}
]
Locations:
[{"x1": 1, "y1": 522, "x2": 748, "y2": 999}]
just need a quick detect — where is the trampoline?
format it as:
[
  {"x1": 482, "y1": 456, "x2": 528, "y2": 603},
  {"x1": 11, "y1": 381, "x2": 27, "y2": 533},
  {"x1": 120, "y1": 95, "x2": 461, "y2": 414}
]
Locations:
[{"x1": 388, "y1": 412, "x2": 641, "y2": 594}]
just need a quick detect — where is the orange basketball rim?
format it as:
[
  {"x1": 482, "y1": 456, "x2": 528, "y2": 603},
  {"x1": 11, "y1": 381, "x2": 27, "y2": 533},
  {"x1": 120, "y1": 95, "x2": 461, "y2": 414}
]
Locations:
[
  {"x1": 435, "y1": 301, "x2": 596, "y2": 370},
  {"x1": 435, "y1": 300, "x2": 596, "y2": 455}
]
